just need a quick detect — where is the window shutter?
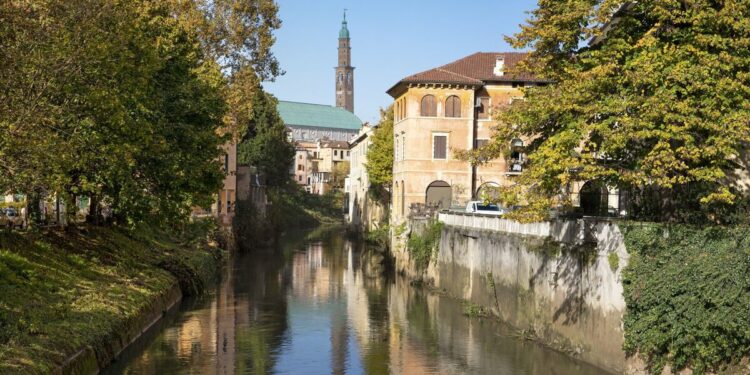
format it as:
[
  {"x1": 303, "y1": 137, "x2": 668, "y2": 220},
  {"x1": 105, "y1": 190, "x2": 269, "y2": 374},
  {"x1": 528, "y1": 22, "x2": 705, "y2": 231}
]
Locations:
[
  {"x1": 421, "y1": 95, "x2": 436, "y2": 117},
  {"x1": 478, "y1": 97, "x2": 490, "y2": 119},
  {"x1": 446, "y1": 96, "x2": 461, "y2": 118},
  {"x1": 433, "y1": 135, "x2": 447, "y2": 159}
]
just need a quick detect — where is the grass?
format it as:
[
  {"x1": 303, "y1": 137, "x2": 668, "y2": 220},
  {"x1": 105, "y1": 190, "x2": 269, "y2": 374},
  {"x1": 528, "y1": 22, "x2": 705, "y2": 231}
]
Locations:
[
  {"x1": 0, "y1": 221, "x2": 223, "y2": 374},
  {"x1": 463, "y1": 302, "x2": 490, "y2": 318}
]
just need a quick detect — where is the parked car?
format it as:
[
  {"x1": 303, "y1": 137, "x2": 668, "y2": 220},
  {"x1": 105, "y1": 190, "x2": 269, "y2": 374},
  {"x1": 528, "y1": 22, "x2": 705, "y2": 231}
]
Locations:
[
  {"x1": 4, "y1": 208, "x2": 23, "y2": 229},
  {"x1": 465, "y1": 201, "x2": 505, "y2": 216}
]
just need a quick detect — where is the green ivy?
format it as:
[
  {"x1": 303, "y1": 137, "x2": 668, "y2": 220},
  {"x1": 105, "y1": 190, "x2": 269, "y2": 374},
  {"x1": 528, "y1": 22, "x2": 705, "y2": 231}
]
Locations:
[
  {"x1": 607, "y1": 252, "x2": 619, "y2": 272},
  {"x1": 407, "y1": 220, "x2": 443, "y2": 270},
  {"x1": 621, "y1": 223, "x2": 750, "y2": 374}
]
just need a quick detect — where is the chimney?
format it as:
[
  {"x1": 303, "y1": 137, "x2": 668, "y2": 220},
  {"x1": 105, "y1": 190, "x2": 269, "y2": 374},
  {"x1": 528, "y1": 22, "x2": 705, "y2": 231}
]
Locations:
[{"x1": 493, "y1": 55, "x2": 505, "y2": 77}]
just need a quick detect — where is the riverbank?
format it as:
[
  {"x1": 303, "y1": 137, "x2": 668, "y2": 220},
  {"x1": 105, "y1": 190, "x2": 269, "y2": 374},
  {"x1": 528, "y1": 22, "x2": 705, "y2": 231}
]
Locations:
[{"x1": 0, "y1": 221, "x2": 224, "y2": 374}]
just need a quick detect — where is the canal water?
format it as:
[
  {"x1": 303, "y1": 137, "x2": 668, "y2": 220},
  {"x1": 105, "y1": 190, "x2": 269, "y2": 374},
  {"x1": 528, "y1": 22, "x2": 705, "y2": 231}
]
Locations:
[{"x1": 104, "y1": 226, "x2": 609, "y2": 374}]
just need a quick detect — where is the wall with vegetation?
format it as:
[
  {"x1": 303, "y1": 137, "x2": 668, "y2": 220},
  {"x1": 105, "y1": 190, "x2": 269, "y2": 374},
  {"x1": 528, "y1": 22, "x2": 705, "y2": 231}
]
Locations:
[
  {"x1": 396, "y1": 218, "x2": 750, "y2": 375},
  {"x1": 424, "y1": 220, "x2": 630, "y2": 374}
]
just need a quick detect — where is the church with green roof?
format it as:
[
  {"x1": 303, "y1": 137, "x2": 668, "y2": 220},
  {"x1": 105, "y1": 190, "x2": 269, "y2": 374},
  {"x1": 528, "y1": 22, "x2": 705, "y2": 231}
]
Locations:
[
  {"x1": 277, "y1": 11, "x2": 361, "y2": 143},
  {"x1": 278, "y1": 100, "x2": 362, "y2": 143}
]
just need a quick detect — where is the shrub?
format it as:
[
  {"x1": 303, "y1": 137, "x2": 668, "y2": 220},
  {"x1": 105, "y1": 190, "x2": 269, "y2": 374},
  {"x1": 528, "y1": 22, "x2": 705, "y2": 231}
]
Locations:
[{"x1": 407, "y1": 220, "x2": 443, "y2": 270}]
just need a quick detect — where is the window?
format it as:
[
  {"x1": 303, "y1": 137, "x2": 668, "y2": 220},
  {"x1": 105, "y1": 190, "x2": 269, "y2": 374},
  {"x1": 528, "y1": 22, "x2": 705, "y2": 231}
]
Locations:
[
  {"x1": 298, "y1": 175, "x2": 303, "y2": 182},
  {"x1": 334, "y1": 150, "x2": 338, "y2": 157},
  {"x1": 297, "y1": 164, "x2": 304, "y2": 171},
  {"x1": 224, "y1": 154, "x2": 229, "y2": 172},
  {"x1": 474, "y1": 139, "x2": 489, "y2": 149},
  {"x1": 394, "y1": 137, "x2": 399, "y2": 161},
  {"x1": 402, "y1": 135, "x2": 406, "y2": 161},
  {"x1": 433, "y1": 133, "x2": 448, "y2": 159},
  {"x1": 445, "y1": 96, "x2": 461, "y2": 118},
  {"x1": 477, "y1": 97, "x2": 490, "y2": 119},
  {"x1": 420, "y1": 95, "x2": 437, "y2": 117},
  {"x1": 347, "y1": 151, "x2": 350, "y2": 156},
  {"x1": 401, "y1": 180, "x2": 405, "y2": 216}
]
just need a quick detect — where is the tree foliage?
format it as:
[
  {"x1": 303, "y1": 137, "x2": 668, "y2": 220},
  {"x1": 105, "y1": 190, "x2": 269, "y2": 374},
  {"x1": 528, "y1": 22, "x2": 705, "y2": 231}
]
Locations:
[
  {"x1": 366, "y1": 106, "x2": 394, "y2": 190},
  {"x1": 0, "y1": 0, "x2": 282, "y2": 226},
  {"x1": 479, "y1": 1, "x2": 750, "y2": 222},
  {"x1": 237, "y1": 90, "x2": 294, "y2": 188}
]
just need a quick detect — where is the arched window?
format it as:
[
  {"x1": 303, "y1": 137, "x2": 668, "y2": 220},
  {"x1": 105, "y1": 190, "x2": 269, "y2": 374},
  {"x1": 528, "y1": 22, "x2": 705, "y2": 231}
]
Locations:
[
  {"x1": 420, "y1": 95, "x2": 437, "y2": 117},
  {"x1": 445, "y1": 95, "x2": 461, "y2": 118}
]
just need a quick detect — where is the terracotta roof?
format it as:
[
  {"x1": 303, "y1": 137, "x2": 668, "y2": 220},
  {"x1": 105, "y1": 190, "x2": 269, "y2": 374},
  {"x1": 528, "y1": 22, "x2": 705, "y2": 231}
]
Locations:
[{"x1": 387, "y1": 52, "x2": 547, "y2": 96}]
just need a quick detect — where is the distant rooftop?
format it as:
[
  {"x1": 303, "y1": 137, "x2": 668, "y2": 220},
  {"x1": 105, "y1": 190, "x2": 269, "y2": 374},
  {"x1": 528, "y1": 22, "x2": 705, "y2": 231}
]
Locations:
[{"x1": 278, "y1": 101, "x2": 362, "y2": 131}]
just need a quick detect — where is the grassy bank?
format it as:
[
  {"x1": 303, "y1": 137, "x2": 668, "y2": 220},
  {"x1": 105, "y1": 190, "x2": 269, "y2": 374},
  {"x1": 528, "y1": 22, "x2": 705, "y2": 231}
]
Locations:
[
  {"x1": 0, "y1": 221, "x2": 224, "y2": 374},
  {"x1": 621, "y1": 223, "x2": 750, "y2": 374}
]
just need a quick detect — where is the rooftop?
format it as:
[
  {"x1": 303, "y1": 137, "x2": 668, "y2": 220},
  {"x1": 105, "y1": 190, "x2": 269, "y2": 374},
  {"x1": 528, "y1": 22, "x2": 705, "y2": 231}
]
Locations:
[
  {"x1": 387, "y1": 52, "x2": 548, "y2": 97},
  {"x1": 277, "y1": 101, "x2": 362, "y2": 131}
]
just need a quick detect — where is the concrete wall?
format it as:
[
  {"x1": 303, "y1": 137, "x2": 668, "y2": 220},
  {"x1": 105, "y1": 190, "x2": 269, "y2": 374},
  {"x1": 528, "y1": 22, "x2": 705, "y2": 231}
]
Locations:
[{"x1": 394, "y1": 213, "x2": 631, "y2": 373}]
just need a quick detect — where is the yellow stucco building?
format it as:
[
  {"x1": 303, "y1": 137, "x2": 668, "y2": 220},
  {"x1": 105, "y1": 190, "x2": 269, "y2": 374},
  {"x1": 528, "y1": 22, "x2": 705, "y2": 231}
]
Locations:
[{"x1": 387, "y1": 52, "x2": 547, "y2": 221}]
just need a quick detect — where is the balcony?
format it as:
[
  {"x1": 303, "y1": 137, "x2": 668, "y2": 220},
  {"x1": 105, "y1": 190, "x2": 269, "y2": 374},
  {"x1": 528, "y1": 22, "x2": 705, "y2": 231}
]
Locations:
[{"x1": 507, "y1": 159, "x2": 524, "y2": 175}]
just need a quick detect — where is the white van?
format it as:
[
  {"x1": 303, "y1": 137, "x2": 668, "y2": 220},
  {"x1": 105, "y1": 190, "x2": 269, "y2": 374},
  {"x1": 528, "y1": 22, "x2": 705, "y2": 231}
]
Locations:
[{"x1": 465, "y1": 201, "x2": 505, "y2": 216}]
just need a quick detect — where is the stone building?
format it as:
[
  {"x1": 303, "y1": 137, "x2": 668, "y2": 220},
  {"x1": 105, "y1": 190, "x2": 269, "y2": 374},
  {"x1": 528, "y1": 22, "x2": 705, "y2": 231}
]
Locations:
[
  {"x1": 278, "y1": 11, "x2": 362, "y2": 195},
  {"x1": 346, "y1": 124, "x2": 388, "y2": 231},
  {"x1": 387, "y1": 52, "x2": 548, "y2": 222}
]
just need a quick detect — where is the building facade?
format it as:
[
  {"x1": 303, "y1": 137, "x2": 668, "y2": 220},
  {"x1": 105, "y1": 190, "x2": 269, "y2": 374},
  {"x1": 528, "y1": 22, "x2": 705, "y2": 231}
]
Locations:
[
  {"x1": 292, "y1": 139, "x2": 351, "y2": 195},
  {"x1": 345, "y1": 124, "x2": 387, "y2": 231},
  {"x1": 278, "y1": 100, "x2": 361, "y2": 194},
  {"x1": 387, "y1": 52, "x2": 548, "y2": 222}
]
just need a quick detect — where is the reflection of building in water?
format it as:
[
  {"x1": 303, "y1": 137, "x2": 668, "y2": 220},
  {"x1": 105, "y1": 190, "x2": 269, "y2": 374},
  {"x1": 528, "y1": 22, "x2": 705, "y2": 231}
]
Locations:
[
  {"x1": 169, "y1": 258, "x2": 243, "y2": 375},
  {"x1": 291, "y1": 242, "x2": 332, "y2": 301}
]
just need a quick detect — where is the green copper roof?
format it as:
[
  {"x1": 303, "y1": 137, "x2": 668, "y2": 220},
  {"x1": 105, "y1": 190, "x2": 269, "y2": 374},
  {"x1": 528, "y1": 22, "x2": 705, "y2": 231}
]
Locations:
[
  {"x1": 278, "y1": 101, "x2": 362, "y2": 130},
  {"x1": 339, "y1": 11, "x2": 349, "y2": 39}
]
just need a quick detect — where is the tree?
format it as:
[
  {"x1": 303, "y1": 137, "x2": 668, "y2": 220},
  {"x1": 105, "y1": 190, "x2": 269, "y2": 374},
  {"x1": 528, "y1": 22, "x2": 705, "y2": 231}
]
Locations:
[
  {"x1": 237, "y1": 90, "x2": 294, "y2": 187},
  {"x1": 332, "y1": 161, "x2": 350, "y2": 190},
  {"x1": 0, "y1": 0, "x2": 228, "y2": 226},
  {"x1": 477, "y1": 1, "x2": 750, "y2": 222},
  {"x1": 366, "y1": 107, "x2": 394, "y2": 192}
]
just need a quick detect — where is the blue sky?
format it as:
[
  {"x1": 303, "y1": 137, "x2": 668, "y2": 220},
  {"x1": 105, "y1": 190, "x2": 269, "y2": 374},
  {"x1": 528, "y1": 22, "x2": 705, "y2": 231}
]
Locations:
[{"x1": 263, "y1": 0, "x2": 539, "y2": 123}]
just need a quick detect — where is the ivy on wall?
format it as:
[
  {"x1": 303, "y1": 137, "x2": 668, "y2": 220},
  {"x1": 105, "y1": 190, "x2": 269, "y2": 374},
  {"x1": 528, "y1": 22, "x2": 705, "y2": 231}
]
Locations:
[
  {"x1": 621, "y1": 223, "x2": 750, "y2": 374},
  {"x1": 407, "y1": 220, "x2": 444, "y2": 270}
]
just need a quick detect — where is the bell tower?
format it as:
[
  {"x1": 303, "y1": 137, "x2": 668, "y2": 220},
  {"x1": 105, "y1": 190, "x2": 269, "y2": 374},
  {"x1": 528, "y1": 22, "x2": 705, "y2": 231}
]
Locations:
[{"x1": 335, "y1": 10, "x2": 354, "y2": 113}]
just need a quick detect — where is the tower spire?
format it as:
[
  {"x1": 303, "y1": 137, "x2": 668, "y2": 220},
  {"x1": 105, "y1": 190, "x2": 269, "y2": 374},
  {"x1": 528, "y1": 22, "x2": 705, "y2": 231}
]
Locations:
[{"x1": 336, "y1": 9, "x2": 354, "y2": 113}]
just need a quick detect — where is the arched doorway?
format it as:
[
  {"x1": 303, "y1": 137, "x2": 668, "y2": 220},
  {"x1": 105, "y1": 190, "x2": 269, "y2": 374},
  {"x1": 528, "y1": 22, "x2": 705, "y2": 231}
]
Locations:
[
  {"x1": 476, "y1": 182, "x2": 500, "y2": 201},
  {"x1": 426, "y1": 181, "x2": 451, "y2": 210},
  {"x1": 579, "y1": 181, "x2": 608, "y2": 216}
]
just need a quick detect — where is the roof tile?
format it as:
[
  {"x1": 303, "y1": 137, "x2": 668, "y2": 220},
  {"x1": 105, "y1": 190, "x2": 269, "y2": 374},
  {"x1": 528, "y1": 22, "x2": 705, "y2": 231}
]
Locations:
[{"x1": 388, "y1": 52, "x2": 546, "y2": 95}]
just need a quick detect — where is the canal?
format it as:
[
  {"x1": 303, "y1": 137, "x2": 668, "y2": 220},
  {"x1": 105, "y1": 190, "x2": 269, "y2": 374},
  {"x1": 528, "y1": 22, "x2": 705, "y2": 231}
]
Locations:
[{"x1": 104, "y1": 226, "x2": 609, "y2": 374}]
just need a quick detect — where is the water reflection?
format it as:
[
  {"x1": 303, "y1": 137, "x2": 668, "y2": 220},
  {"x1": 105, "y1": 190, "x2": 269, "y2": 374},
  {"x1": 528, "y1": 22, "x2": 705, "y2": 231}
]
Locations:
[{"x1": 106, "y1": 226, "x2": 609, "y2": 374}]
